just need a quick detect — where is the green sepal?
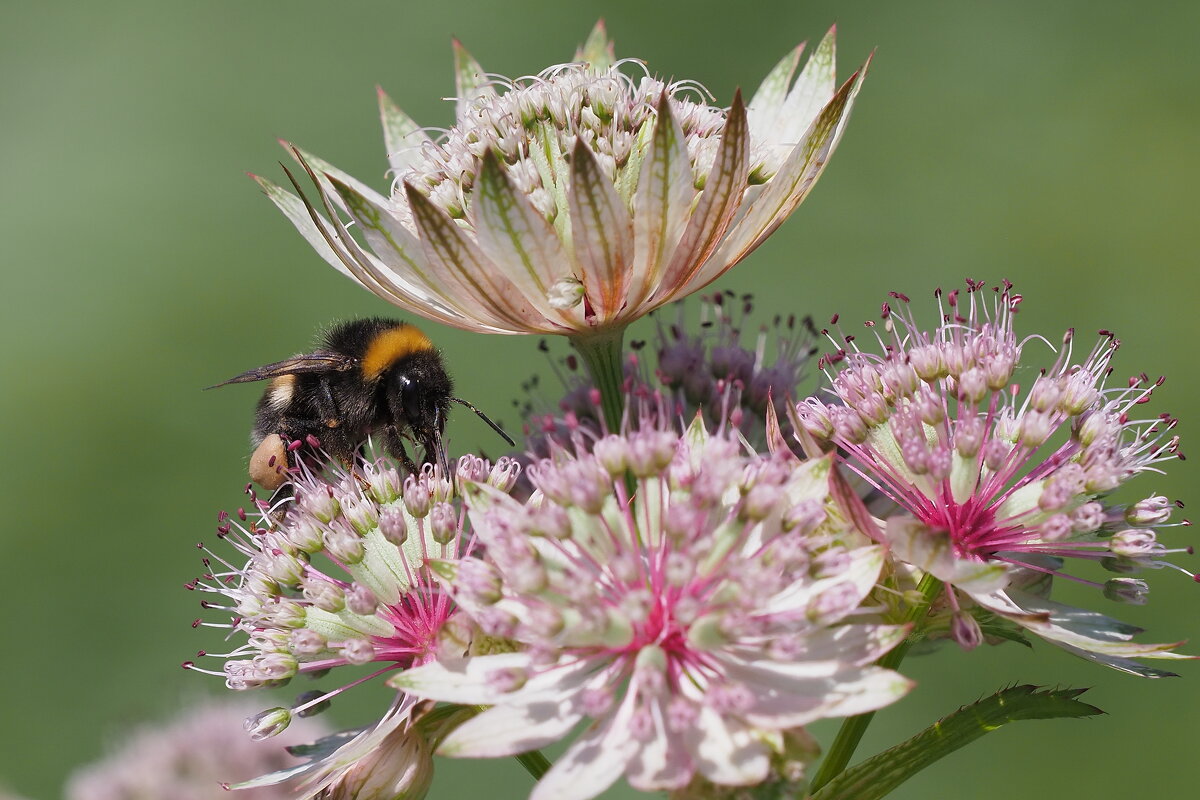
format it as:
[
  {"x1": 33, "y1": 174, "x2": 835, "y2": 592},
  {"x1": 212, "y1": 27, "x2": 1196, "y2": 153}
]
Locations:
[{"x1": 810, "y1": 686, "x2": 1103, "y2": 800}]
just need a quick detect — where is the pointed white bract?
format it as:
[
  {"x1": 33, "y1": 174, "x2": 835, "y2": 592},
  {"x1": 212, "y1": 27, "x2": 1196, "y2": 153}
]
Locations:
[
  {"x1": 795, "y1": 280, "x2": 1194, "y2": 676},
  {"x1": 393, "y1": 417, "x2": 912, "y2": 800},
  {"x1": 257, "y1": 23, "x2": 868, "y2": 337}
]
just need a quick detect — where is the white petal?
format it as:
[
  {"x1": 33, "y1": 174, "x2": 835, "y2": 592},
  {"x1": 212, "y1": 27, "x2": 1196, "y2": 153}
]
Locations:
[
  {"x1": 683, "y1": 705, "x2": 769, "y2": 786},
  {"x1": 747, "y1": 42, "x2": 805, "y2": 142},
  {"x1": 887, "y1": 517, "x2": 1009, "y2": 594},
  {"x1": 568, "y1": 140, "x2": 635, "y2": 324},
  {"x1": 439, "y1": 697, "x2": 586, "y2": 758},
  {"x1": 653, "y1": 91, "x2": 750, "y2": 306},
  {"x1": 625, "y1": 696, "x2": 694, "y2": 791},
  {"x1": 706, "y1": 63, "x2": 867, "y2": 276},
  {"x1": 627, "y1": 93, "x2": 694, "y2": 312},
  {"x1": 452, "y1": 39, "x2": 498, "y2": 118},
  {"x1": 251, "y1": 173, "x2": 354, "y2": 281},
  {"x1": 738, "y1": 666, "x2": 914, "y2": 728},
  {"x1": 529, "y1": 690, "x2": 639, "y2": 800},
  {"x1": 378, "y1": 87, "x2": 433, "y2": 176},
  {"x1": 405, "y1": 184, "x2": 557, "y2": 333},
  {"x1": 323, "y1": 174, "x2": 471, "y2": 314},
  {"x1": 470, "y1": 151, "x2": 581, "y2": 326},
  {"x1": 973, "y1": 588, "x2": 1193, "y2": 666},
  {"x1": 764, "y1": 545, "x2": 883, "y2": 618},
  {"x1": 775, "y1": 26, "x2": 838, "y2": 151}
]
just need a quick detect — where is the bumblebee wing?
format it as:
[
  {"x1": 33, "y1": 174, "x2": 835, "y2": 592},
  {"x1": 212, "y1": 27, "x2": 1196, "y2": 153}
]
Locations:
[{"x1": 206, "y1": 351, "x2": 357, "y2": 389}]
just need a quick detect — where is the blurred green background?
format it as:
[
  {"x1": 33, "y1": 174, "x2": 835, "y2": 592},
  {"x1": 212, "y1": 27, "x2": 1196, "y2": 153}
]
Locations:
[{"x1": 3, "y1": 0, "x2": 1197, "y2": 797}]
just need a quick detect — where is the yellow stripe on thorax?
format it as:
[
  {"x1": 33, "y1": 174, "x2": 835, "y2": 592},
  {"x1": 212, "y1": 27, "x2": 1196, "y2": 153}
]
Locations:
[{"x1": 361, "y1": 325, "x2": 432, "y2": 380}]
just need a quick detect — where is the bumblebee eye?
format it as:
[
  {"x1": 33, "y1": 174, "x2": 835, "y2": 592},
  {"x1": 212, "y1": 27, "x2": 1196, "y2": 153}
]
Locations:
[{"x1": 398, "y1": 375, "x2": 424, "y2": 423}]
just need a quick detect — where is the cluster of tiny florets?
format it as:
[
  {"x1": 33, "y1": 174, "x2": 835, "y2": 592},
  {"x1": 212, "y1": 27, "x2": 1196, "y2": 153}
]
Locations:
[
  {"x1": 398, "y1": 62, "x2": 730, "y2": 221},
  {"x1": 186, "y1": 450, "x2": 519, "y2": 739},
  {"x1": 393, "y1": 419, "x2": 912, "y2": 799}
]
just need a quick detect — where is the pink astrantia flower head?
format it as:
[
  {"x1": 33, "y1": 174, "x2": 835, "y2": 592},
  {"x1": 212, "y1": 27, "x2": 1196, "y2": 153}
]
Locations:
[
  {"x1": 64, "y1": 699, "x2": 329, "y2": 800},
  {"x1": 393, "y1": 416, "x2": 912, "y2": 800},
  {"x1": 254, "y1": 23, "x2": 868, "y2": 338},
  {"x1": 186, "y1": 451, "x2": 520, "y2": 795},
  {"x1": 795, "y1": 280, "x2": 1195, "y2": 676}
]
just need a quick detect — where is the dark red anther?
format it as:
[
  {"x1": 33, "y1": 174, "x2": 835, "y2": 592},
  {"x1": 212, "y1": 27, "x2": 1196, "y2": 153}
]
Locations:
[
  {"x1": 191, "y1": 619, "x2": 201, "y2": 628},
  {"x1": 566, "y1": 354, "x2": 578, "y2": 371},
  {"x1": 306, "y1": 434, "x2": 321, "y2": 448},
  {"x1": 287, "y1": 439, "x2": 303, "y2": 452},
  {"x1": 217, "y1": 524, "x2": 230, "y2": 535},
  {"x1": 237, "y1": 508, "x2": 247, "y2": 520},
  {"x1": 881, "y1": 302, "x2": 891, "y2": 318},
  {"x1": 830, "y1": 314, "x2": 839, "y2": 325},
  {"x1": 181, "y1": 661, "x2": 194, "y2": 669},
  {"x1": 217, "y1": 510, "x2": 228, "y2": 522}
]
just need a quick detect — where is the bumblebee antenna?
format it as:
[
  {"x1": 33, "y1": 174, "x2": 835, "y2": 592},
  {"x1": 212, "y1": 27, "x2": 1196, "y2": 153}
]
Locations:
[{"x1": 451, "y1": 397, "x2": 516, "y2": 447}]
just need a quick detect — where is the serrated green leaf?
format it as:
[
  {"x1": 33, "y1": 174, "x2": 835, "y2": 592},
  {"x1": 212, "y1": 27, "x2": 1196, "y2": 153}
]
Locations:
[{"x1": 811, "y1": 686, "x2": 1103, "y2": 800}]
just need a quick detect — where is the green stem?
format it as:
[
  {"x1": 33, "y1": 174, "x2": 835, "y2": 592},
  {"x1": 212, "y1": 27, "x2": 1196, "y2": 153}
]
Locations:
[
  {"x1": 515, "y1": 749, "x2": 553, "y2": 780},
  {"x1": 808, "y1": 574, "x2": 944, "y2": 793},
  {"x1": 570, "y1": 327, "x2": 627, "y2": 433}
]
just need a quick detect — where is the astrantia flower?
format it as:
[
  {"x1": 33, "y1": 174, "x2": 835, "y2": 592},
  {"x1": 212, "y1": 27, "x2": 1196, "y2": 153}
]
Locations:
[
  {"x1": 796, "y1": 280, "x2": 1194, "y2": 676},
  {"x1": 521, "y1": 290, "x2": 817, "y2": 453},
  {"x1": 185, "y1": 451, "x2": 520, "y2": 794},
  {"x1": 393, "y1": 418, "x2": 912, "y2": 800},
  {"x1": 256, "y1": 23, "x2": 868, "y2": 339},
  {"x1": 63, "y1": 699, "x2": 328, "y2": 800}
]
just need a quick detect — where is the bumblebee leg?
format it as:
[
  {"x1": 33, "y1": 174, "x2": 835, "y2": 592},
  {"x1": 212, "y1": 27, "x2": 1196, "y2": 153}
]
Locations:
[
  {"x1": 316, "y1": 374, "x2": 341, "y2": 425},
  {"x1": 382, "y1": 425, "x2": 418, "y2": 475}
]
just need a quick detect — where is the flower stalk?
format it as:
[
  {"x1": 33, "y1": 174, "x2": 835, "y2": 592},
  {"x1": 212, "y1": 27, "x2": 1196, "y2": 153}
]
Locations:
[
  {"x1": 810, "y1": 574, "x2": 944, "y2": 792},
  {"x1": 569, "y1": 327, "x2": 627, "y2": 432}
]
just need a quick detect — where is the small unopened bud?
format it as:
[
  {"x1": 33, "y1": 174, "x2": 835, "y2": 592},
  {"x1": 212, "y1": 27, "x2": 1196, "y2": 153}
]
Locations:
[
  {"x1": 1104, "y1": 577, "x2": 1150, "y2": 605},
  {"x1": 951, "y1": 613, "x2": 984, "y2": 651},
  {"x1": 1110, "y1": 528, "x2": 1158, "y2": 557},
  {"x1": 345, "y1": 583, "x2": 378, "y2": 616},
  {"x1": 379, "y1": 506, "x2": 409, "y2": 545},
  {"x1": 244, "y1": 707, "x2": 291, "y2": 740},
  {"x1": 428, "y1": 502, "x2": 458, "y2": 544},
  {"x1": 302, "y1": 578, "x2": 345, "y2": 613},
  {"x1": 1126, "y1": 495, "x2": 1172, "y2": 526},
  {"x1": 593, "y1": 435, "x2": 630, "y2": 476}
]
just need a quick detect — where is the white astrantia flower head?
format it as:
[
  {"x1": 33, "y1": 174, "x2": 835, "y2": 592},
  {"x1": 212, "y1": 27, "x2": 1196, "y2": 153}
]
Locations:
[
  {"x1": 392, "y1": 416, "x2": 913, "y2": 800},
  {"x1": 63, "y1": 699, "x2": 329, "y2": 800},
  {"x1": 795, "y1": 279, "x2": 1196, "y2": 676},
  {"x1": 255, "y1": 22, "x2": 868, "y2": 338},
  {"x1": 185, "y1": 450, "x2": 520, "y2": 795}
]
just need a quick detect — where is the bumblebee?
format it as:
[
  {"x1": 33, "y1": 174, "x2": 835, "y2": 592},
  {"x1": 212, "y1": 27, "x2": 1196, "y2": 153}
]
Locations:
[{"x1": 211, "y1": 317, "x2": 513, "y2": 489}]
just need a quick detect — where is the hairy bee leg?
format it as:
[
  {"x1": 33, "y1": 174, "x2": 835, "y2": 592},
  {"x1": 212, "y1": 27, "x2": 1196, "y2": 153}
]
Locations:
[{"x1": 381, "y1": 424, "x2": 419, "y2": 475}]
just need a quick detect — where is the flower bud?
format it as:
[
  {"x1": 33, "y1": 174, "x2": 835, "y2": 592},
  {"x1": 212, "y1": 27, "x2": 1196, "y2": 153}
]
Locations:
[{"x1": 244, "y1": 707, "x2": 291, "y2": 740}]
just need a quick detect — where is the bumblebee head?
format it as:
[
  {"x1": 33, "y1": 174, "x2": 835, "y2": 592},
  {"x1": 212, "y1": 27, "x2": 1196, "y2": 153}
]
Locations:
[{"x1": 385, "y1": 351, "x2": 454, "y2": 473}]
